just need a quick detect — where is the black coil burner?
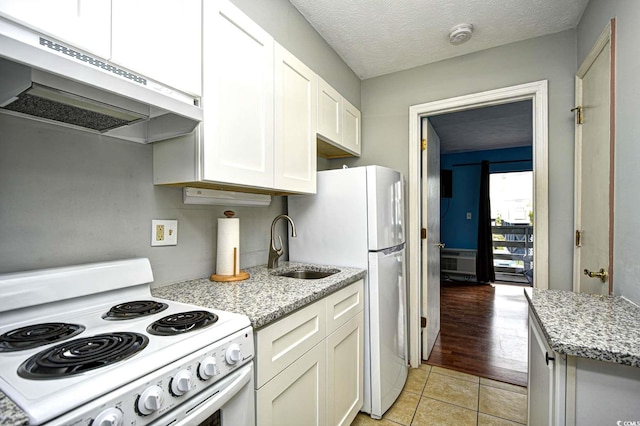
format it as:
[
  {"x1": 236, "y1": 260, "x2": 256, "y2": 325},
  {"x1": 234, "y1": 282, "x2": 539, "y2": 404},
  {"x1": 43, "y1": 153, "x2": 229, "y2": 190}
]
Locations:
[
  {"x1": 147, "y1": 310, "x2": 218, "y2": 336},
  {"x1": 103, "y1": 300, "x2": 168, "y2": 320},
  {"x1": 17, "y1": 332, "x2": 148, "y2": 380},
  {"x1": 0, "y1": 323, "x2": 85, "y2": 352}
]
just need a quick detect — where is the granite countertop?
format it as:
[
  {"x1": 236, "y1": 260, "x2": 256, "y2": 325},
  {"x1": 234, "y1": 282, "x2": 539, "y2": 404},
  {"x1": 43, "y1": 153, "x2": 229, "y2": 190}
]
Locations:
[
  {"x1": 525, "y1": 288, "x2": 640, "y2": 367},
  {"x1": 0, "y1": 390, "x2": 28, "y2": 426},
  {"x1": 152, "y1": 262, "x2": 367, "y2": 329}
]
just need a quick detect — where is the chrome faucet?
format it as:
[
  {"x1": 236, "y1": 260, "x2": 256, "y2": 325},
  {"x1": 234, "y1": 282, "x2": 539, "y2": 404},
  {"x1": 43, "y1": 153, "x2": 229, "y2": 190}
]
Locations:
[{"x1": 268, "y1": 214, "x2": 297, "y2": 269}]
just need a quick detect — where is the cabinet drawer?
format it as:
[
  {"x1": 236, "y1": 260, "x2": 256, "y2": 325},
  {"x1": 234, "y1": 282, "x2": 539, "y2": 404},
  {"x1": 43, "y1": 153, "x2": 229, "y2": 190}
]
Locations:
[
  {"x1": 326, "y1": 280, "x2": 364, "y2": 335},
  {"x1": 256, "y1": 300, "x2": 326, "y2": 388}
]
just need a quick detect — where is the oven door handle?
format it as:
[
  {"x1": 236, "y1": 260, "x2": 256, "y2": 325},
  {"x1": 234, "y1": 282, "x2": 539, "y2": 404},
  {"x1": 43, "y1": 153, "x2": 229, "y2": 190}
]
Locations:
[{"x1": 170, "y1": 362, "x2": 253, "y2": 426}]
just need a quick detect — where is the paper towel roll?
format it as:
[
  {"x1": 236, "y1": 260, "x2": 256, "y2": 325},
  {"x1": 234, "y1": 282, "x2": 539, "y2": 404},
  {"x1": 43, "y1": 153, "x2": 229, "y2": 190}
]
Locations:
[{"x1": 216, "y1": 216, "x2": 240, "y2": 276}]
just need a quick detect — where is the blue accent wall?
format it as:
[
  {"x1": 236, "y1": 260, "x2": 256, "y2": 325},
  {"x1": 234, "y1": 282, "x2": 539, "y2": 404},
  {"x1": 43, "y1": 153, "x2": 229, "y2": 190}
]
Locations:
[{"x1": 440, "y1": 146, "x2": 532, "y2": 250}]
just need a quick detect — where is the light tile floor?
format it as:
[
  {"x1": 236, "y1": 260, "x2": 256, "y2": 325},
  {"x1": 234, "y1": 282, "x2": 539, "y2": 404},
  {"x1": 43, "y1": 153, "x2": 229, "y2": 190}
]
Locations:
[{"x1": 352, "y1": 365, "x2": 527, "y2": 426}]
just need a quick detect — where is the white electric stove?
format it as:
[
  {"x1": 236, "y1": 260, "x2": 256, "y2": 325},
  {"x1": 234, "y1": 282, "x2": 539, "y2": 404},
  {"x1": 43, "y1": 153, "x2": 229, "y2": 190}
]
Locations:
[{"x1": 0, "y1": 258, "x2": 255, "y2": 426}]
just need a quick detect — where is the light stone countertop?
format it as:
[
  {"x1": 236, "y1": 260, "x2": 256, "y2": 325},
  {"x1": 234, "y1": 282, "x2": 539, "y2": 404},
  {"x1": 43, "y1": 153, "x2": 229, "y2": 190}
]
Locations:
[
  {"x1": 152, "y1": 262, "x2": 367, "y2": 329},
  {"x1": 0, "y1": 262, "x2": 365, "y2": 425},
  {"x1": 0, "y1": 390, "x2": 28, "y2": 426},
  {"x1": 525, "y1": 288, "x2": 640, "y2": 367}
]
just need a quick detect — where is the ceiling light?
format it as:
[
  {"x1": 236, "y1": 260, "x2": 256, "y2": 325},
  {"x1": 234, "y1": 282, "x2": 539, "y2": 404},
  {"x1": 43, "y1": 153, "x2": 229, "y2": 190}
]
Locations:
[{"x1": 449, "y1": 24, "x2": 474, "y2": 45}]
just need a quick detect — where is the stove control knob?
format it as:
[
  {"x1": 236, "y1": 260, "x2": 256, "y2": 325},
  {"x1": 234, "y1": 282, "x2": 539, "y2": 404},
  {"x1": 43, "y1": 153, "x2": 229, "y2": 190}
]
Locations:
[
  {"x1": 170, "y1": 369, "x2": 193, "y2": 396},
  {"x1": 225, "y1": 343, "x2": 242, "y2": 365},
  {"x1": 198, "y1": 356, "x2": 219, "y2": 380},
  {"x1": 93, "y1": 407, "x2": 123, "y2": 426},
  {"x1": 137, "y1": 385, "x2": 164, "y2": 415}
]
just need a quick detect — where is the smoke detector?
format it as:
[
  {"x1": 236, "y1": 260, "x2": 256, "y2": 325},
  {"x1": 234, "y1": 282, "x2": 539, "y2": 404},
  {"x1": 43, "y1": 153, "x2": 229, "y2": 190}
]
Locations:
[{"x1": 449, "y1": 23, "x2": 474, "y2": 45}]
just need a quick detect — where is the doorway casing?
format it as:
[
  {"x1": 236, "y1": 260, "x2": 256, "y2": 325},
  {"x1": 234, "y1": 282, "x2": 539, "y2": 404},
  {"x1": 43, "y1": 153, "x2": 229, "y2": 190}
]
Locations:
[{"x1": 407, "y1": 80, "x2": 549, "y2": 367}]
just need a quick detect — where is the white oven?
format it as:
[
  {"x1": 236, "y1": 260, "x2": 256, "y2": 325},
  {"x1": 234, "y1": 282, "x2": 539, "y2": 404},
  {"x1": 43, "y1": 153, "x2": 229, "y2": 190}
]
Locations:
[{"x1": 0, "y1": 259, "x2": 255, "y2": 426}]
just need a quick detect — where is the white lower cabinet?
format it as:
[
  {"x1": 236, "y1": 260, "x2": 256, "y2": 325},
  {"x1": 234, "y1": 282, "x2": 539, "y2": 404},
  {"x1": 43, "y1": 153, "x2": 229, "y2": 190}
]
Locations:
[
  {"x1": 528, "y1": 308, "x2": 640, "y2": 425},
  {"x1": 256, "y1": 342, "x2": 327, "y2": 426},
  {"x1": 256, "y1": 280, "x2": 364, "y2": 426},
  {"x1": 327, "y1": 311, "x2": 364, "y2": 426}
]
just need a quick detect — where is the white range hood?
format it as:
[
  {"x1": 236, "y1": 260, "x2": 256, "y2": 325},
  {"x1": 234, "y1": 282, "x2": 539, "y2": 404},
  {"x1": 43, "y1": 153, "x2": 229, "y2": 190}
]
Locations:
[{"x1": 0, "y1": 17, "x2": 202, "y2": 143}]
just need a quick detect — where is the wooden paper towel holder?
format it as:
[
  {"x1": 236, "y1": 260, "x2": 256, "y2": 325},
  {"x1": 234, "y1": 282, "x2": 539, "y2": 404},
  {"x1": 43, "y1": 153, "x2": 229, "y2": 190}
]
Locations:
[{"x1": 210, "y1": 247, "x2": 250, "y2": 282}]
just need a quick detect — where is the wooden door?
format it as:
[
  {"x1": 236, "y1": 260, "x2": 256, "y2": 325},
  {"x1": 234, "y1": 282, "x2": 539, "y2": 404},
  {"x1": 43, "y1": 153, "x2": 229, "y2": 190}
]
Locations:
[
  {"x1": 574, "y1": 21, "x2": 615, "y2": 295},
  {"x1": 201, "y1": 0, "x2": 274, "y2": 189},
  {"x1": 421, "y1": 118, "x2": 441, "y2": 360},
  {"x1": 274, "y1": 43, "x2": 317, "y2": 193}
]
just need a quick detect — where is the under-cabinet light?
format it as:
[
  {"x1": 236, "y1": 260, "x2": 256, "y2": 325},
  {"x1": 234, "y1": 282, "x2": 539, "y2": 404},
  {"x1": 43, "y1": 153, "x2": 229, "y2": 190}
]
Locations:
[{"x1": 183, "y1": 187, "x2": 271, "y2": 207}]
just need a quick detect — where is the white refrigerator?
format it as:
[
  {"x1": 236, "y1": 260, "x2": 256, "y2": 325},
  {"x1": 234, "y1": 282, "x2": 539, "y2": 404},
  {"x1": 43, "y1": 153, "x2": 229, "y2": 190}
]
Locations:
[{"x1": 288, "y1": 165, "x2": 407, "y2": 419}]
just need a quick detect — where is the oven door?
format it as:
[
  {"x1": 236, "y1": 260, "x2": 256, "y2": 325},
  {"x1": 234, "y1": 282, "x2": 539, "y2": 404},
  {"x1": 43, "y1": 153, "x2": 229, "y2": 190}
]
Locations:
[{"x1": 153, "y1": 362, "x2": 254, "y2": 426}]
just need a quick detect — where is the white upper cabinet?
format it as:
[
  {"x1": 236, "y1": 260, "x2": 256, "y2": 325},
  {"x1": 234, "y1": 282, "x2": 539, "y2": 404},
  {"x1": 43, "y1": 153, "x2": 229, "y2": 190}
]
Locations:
[
  {"x1": 316, "y1": 77, "x2": 361, "y2": 158},
  {"x1": 317, "y1": 78, "x2": 342, "y2": 144},
  {"x1": 342, "y1": 98, "x2": 361, "y2": 156},
  {"x1": 0, "y1": 0, "x2": 111, "y2": 58},
  {"x1": 111, "y1": 0, "x2": 202, "y2": 96},
  {"x1": 200, "y1": 0, "x2": 274, "y2": 189},
  {"x1": 274, "y1": 43, "x2": 317, "y2": 193}
]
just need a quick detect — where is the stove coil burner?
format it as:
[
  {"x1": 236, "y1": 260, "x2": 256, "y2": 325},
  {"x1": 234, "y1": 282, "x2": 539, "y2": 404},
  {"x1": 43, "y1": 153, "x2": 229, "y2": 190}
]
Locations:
[
  {"x1": 17, "y1": 332, "x2": 148, "y2": 380},
  {"x1": 103, "y1": 300, "x2": 168, "y2": 320},
  {"x1": 147, "y1": 310, "x2": 218, "y2": 336},
  {"x1": 0, "y1": 323, "x2": 85, "y2": 352}
]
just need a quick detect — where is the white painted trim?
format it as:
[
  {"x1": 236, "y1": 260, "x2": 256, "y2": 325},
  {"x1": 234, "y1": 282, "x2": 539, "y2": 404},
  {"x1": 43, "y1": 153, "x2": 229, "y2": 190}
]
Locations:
[
  {"x1": 407, "y1": 80, "x2": 549, "y2": 367},
  {"x1": 573, "y1": 22, "x2": 612, "y2": 293}
]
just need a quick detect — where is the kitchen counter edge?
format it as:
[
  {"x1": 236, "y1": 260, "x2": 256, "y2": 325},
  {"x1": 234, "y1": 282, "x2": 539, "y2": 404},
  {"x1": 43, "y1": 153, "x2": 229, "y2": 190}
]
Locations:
[
  {"x1": 524, "y1": 287, "x2": 640, "y2": 367},
  {"x1": 152, "y1": 262, "x2": 367, "y2": 330},
  {"x1": 0, "y1": 390, "x2": 28, "y2": 426}
]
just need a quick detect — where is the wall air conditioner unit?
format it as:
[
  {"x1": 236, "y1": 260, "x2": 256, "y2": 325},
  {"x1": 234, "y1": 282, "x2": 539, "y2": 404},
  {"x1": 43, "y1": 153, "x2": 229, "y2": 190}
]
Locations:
[
  {"x1": 441, "y1": 248, "x2": 477, "y2": 277},
  {"x1": 183, "y1": 187, "x2": 271, "y2": 207}
]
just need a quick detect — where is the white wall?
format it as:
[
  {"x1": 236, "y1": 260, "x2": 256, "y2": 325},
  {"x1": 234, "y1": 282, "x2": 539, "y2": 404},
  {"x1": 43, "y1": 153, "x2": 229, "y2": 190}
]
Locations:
[
  {"x1": 578, "y1": 0, "x2": 640, "y2": 304},
  {"x1": 351, "y1": 30, "x2": 578, "y2": 290},
  {"x1": 0, "y1": 114, "x2": 287, "y2": 285}
]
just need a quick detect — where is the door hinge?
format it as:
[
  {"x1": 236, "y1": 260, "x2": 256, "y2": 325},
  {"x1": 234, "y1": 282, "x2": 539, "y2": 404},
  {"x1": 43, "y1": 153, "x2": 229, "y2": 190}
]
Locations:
[
  {"x1": 575, "y1": 230, "x2": 582, "y2": 247},
  {"x1": 421, "y1": 228, "x2": 427, "y2": 239},
  {"x1": 421, "y1": 317, "x2": 427, "y2": 328},
  {"x1": 571, "y1": 106, "x2": 583, "y2": 124},
  {"x1": 421, "y1": 139, "x2": 426, "y2": 151}
]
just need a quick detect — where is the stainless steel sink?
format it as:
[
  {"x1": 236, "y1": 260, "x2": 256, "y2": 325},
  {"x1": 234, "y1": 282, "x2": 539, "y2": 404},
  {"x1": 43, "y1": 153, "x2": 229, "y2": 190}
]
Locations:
[{"x1": 275, "y1": 269, "x2": 339, "y2": 279}]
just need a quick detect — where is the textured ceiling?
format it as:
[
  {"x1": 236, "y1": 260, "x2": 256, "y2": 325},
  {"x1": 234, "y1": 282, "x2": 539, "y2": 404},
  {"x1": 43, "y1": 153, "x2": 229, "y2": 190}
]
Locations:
[
  {"x1": 289, "y1": 0, "x2": 589, "y2": 79},
  {"x1": 429, "y1": 100, "x2": 532, "y2": 154}
]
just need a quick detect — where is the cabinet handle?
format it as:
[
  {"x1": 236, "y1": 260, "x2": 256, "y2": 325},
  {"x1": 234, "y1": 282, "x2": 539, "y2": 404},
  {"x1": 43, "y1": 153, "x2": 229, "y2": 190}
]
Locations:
[{"x1": 545, "y1": 352, "x2": 555, "y2": 365}]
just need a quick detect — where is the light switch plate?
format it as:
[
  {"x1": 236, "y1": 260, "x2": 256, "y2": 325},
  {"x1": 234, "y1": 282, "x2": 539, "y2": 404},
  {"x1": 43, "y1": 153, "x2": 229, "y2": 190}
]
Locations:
[
  {"x1": 152, "y1": 220, "x2": 178, "y2": 246},
  {"x1": 466, "y1": 212, "x2": 472, "y2": 220}
]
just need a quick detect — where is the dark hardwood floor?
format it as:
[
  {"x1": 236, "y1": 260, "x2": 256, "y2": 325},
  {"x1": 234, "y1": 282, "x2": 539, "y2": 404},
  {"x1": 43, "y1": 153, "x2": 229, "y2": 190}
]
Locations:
[{"x1": 426, "y1": 280, "x2": 529, "y2": 387}]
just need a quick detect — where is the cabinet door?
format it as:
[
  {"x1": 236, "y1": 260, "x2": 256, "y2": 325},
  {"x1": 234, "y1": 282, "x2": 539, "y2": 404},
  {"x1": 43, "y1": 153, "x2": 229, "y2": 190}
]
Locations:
[
  {"x1": 528, "y1": 310, "x2": 556, "y2": 426},
  {"x1": 111, "y1": 0, "x2": 202, "y2": 96},
  {"x1": 327, "y1": 311, "x2": 364, "y2": 426},
  {"x1": 256, "y1": 342, "x2": 327, "y2": 426},
  {"x1": 201, "y1": 0, "x2": 274, "y2": 189},
  {"x1": 317, "y1": 77, "x2": 342, "y2": 144},
  {"x1": 274, "y1": 43, "x2": 317, "y2": 193},
  {"x1": 342, "y1": 99, "x2": 361, "y2": 156},
  {"x1": 326, "y1": 280, "x2": 363, "y2": 335},
  {"x1": 255, "y1": 298, "x2": 326, "y2": 388},
  {"x1": 0, "y1": 0, "x2": 110, "y2": 58}
]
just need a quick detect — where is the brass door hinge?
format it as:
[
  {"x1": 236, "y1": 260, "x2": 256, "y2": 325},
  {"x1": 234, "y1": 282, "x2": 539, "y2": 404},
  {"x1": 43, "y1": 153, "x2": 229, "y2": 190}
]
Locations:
[
  {"x1": 571, "y1": 106, "x2": 583, "y2": 124},
  {"x1": 575, "y1": 230, "x2": 582, "y2": 247},
  {"x1": 421, "y1": 317, "x2": 427, "y2": 328},
  {"x1": 421, "y1": 228, "x2": 427, "y2": 239},
  {"x1": 421, "y1": 139, "x2": 426, "y2": 151}
]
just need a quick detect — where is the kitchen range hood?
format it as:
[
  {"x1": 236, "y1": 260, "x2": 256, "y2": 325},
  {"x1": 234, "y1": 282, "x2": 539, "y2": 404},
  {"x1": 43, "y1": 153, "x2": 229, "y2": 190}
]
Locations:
[{"x1": 0, "y1": 18, "x2": 202, "y2": 143}]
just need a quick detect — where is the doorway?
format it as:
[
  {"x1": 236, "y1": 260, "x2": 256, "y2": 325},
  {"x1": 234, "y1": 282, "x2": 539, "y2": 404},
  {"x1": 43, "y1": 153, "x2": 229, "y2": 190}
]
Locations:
[{"x1": 407, "y1": 80, "x2": 549, "y2": 367}]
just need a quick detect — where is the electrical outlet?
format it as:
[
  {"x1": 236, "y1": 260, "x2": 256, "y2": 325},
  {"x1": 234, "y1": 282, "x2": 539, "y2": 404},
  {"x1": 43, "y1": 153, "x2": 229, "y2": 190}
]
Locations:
[
  {"x1": 466, "y1": 212, "x2": 472, "y2": 220},
  {"x1": 151, "y1": 220, "x2": 178, "y2": 246}
]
